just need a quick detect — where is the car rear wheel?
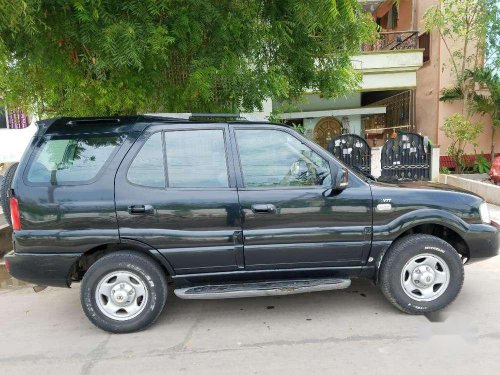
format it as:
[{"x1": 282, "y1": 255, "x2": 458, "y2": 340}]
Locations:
[
  {"x1": 80, "y1": 251, "x2": 167, "y2": 333},
  {"x1": 0, "y1": 163, "x2": 18, "y2": 226},
  {"x1": 379, "y1": 234, "x2": 464, "y2": 314}
]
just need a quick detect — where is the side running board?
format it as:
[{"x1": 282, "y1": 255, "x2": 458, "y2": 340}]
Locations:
[{"x1": 174, "y1": 278, "x2": 351, "y2": 300}]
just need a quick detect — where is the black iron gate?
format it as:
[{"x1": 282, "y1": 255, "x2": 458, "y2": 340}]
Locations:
[
  {"x1": 380, "y1": 132, "x2": 431, "y2": 182},
  {"x1": 328, "y1": 134, "x2": 371, "y2": 174}
]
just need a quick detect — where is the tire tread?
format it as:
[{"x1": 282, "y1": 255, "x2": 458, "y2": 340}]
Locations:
[{"x1": 379, "y1": 234, "x2": 464, "y2": 314}]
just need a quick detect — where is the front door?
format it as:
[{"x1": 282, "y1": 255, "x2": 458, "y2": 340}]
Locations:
[
  {"x1": 314, "y1": 117, "x2": 342, "y2": 149},
  {"x1": 231, "y1": 125, "x2": 372, "y2": 270},
  {"x1": 115, "y1": 123, "x2": 243, "y2": 274}
]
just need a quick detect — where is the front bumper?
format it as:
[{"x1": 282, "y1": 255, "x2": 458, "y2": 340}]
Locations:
[
  {"x1": 464, "y1": 224, "x2": 499, "y2": 263},
  {"x1": 4, "y1": 251, "x2": 81, "y2": 287}
]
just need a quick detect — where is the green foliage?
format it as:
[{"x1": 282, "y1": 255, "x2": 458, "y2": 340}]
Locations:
[
  {"x1": 473, "y1": 153, "x2": 491, "y2": 173},
  {"x1": 441, "y1": 113, "x2": 483, "y2": 173},
  {"x1": 291, "y1": 123, "x2": 306, "y2": 135},
  {"x1": 424, "y1": 0, "x2": 498, "y2": 113},
  {"x1": 442, "y1": 68, "x2": 500, "y2": 160},
  {"x1": 439, "y1": 166, "x2": 451, "y2": 174},
  {"x1": 424, "y1": 0, "x2": 493, "y2": 77},
  {"x1": 0, "y1": 0, "x2": 376, "y2": 117}
]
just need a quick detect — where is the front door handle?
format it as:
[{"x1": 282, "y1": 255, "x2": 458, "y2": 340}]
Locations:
[
  {"x1": 128, "y1": 204, "x2": 155, "y2": 215},
  {"x1": 251, "y1": 204, "x2": 277, "y2": 214}
]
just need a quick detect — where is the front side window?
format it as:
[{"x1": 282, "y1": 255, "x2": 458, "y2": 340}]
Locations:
[
  {"x1": 27, "y1": 134, "x2": 123, "y2": 184},
  {"x1": 127, "y1": 132, "x2": 165, "y2": 188},
  {"x1": 164, "y1": 130, "x2": 229, "y2": 188},
  {"x1": 236, "y1": 129, "x2": 331, "y2": 188}
]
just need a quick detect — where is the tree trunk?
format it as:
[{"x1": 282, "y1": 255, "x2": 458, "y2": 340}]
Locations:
[{"x1": 491, "y1": 126, "x2": 496, "y2": 163}]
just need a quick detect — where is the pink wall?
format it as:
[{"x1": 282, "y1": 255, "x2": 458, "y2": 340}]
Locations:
[
  {"x1": 372, "y1": 0, "x2": 497, "y2": 156},
  {"x1": 412, "y1": 0, "x2": 497, "y2": 156},
  {"x1": 373, "y1": 0, "x2": 414, "y2": 31},
  {"x1": 415, "y1": 0, "x2": 440, "y2": 143}
]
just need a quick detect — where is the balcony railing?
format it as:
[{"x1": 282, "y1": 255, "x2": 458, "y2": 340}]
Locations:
[{"x1": 362, "y1": 31, "x2": 419, "y2": 52}]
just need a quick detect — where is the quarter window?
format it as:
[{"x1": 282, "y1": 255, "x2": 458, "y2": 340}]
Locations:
[
  {"x1": 127, "y1": 132, "x2": 166, "y2": 188},
  {"x1": 27, "y1": 135, "x2": 123, "y2": 184},
  {"x1": 164, "y1": 130, "x2": 229, "y2": 188},
  {"x1": 235, "y1": 129, "x2": 331, "y2": 188}
]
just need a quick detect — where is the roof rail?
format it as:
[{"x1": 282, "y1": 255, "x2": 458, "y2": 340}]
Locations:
[
  {"x1": 146, "y1": 113, "x2": 250, "y2": 121},
  {"x1": 189, "y1": 113, "x2": 247, "y2": 121},
  {"x1": 66, "y1": 118, "x2": 121, "y2": 126}
]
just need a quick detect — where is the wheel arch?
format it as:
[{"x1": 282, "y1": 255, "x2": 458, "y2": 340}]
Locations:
[
  {"x1": 374, "y1": 222, "x2": 470, "y2": 284},
  {"x1": 70, "y1": 239, "x2": 175, "y2": 283}
]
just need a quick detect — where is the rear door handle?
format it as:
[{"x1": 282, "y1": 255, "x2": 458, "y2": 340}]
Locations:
[
  {"x1": 128, "y1": 204, "x2": 155, "y2": 215},
  {"x1": 251, "y1": 204, "x2": 277, "y2": 214}
]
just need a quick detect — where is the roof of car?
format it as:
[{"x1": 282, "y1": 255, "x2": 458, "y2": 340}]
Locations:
[{"x1": 36, "y1": 114, "x2": 282, "y2": 136}]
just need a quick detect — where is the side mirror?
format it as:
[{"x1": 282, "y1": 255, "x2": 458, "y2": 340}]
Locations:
[
  {"x1": 335, "y1": 167, "x2": 349, "y2": 190},
  {"x1": 323, "y1": 167, "x2": 349, "y2": 196}
]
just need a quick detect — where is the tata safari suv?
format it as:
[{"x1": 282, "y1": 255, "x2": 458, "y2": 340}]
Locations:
[{"x1": 5, "y1": 115, "x2": 499, "y2": 333}]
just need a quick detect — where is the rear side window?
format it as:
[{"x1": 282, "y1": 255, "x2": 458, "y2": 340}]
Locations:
[
  {"x1": 27, "y1": 135, "x2": 123, "y2": 184},
  {"x1": 127, "y1": 132, "x2": 165, "y2": 188},
  {"x1": 164, "y1": 130, "x2": 229, "y2": 188}
]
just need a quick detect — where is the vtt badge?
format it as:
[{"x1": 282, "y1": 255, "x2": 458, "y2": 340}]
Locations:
[{"x1": 376, "y1": 198, "x2": 392, "y2": 212}]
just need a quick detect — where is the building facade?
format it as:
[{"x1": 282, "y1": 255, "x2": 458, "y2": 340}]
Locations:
[{"x1": 265, "y1": 0, "x2": 496, "y2": 158}]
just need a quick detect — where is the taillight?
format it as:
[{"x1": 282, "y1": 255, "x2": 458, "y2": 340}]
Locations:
[
  {"x1": 4, "y1": 258, "x2": 10, "y2": 274},
  {"x1": 10, "y1": 196, "x2": 21, "y2": 231}
]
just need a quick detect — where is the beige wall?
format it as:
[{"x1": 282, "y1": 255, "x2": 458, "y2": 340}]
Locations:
[
  {"x1": 415, "y1": 0, "x2": 440, "y2": 143},
  {"x1": 373, "y1": 0, "x2": 413, "y2": 31},
  {"x1": 412, "y1": 0, "x2": 497, "y2": 156}
]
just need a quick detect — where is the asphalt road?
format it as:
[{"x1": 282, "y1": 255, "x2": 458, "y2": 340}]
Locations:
[{"x1": 1, "y1": 256, "x2": 500, "y2": 375}]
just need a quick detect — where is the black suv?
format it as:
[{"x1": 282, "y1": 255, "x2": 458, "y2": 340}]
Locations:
[{"x1": 5, "y1": 115, "x2": 499, "y2": 333}]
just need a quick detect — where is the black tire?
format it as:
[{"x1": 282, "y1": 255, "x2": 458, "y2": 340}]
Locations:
[
  {"x1": 379, "y1": 234, "x2": 464, "y2": 314},
  {"x1": 81, "y1": 251, "x2": 168, "y2": 333},
  {"x1": 0, "y1": 163, "x2": 18, "y2": 226}
]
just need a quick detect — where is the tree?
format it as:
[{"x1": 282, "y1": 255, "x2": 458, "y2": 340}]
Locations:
[
  {"x1": 441, "y1": 113, "x2": 482, "y2": 173},
  {"x1": 466, "y1": 68, "x2": 500, "y2": 161},
  {"x1": 424, "y1": 0, "x2": 499, "y2": 168},
  {"x1": 0, "y1": 0, "x2": 375, "y2": 117},
  {"x1": 438, "y1": 68, "x2": 500, "y2": 161},
  {"x1": 424, "y1": 0, "x2": 495, "y2": 116}
]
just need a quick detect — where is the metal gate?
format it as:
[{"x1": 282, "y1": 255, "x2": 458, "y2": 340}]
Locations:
[
  {"x1": 328, "y1": 134, "x2": 371, "y2": 175},
  {"x1": 380, "y1": 132, "x2": 431, "y2": 182}
]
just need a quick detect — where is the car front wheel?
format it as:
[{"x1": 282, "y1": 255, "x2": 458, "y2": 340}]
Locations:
[
  {"x1": 379, "y1": 234, "x2": 464, "y2": 314},
  {"x1": 81, "y1": 251, "x2": 168, "y2": 333}
]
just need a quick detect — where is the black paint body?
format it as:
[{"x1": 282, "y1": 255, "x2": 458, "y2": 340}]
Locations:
[{"x1": 5, "y1": 116, "x2": 499, "y2": 287}]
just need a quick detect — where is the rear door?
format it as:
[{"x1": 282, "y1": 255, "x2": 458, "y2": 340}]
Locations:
[
  {"x1": 115, "y1": 123, "x2": 243, "y2": 274},
  {"x1": 230, "y1": 125, "x2": 373, "y2": 270},
  {"x1": 15, "y1": 128, "x2": 129, "y2": 254}
]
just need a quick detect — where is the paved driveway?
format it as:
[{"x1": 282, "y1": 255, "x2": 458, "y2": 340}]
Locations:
[{"x1": 1, "y1": 256, "x2": 500, "y2": 375}]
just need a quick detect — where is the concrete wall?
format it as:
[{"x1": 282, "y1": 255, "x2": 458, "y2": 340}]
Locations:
[
  {"x1": 373, "y1": 0, "x2": 414, "y2": 31},
  {"x1": 413, "y1": 0, "x2": 498, "y2": 156},
  {"x1": 439, "y1": 174, "x2": 500, "y2": 205},
  {"x1": 0, "y1": 123, "x2": 37, "y2": 164},
  {"x1": 273, "y1": 93, "x2": 361, "y2": 113},
  {"x1": 415, "y1": 0, "x2": 440, "y2": 143}
]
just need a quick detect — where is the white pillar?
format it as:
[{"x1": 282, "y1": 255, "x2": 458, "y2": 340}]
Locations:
[
  {"x1": 431, "y1": 145, "x2": 440, "y2": 182},
  {"x1": 371, "y1": 146, "x2": 382, "y2": 178}
]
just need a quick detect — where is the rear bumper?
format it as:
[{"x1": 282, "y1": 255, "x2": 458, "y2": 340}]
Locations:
[
  {"x1": 4, "y1": 251, "x2": 81, "y2": 287},
  {"x1": 464, "y1": 224, "x2": 499, "y2": 263}
]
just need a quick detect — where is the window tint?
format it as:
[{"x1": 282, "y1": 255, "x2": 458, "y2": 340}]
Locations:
[
  {"x1": 27, "y1": 135, "x2": 123, "y2": 184},
  {"x1": 165, "y1": 130, "x2": 229, "y2": 188},
  {"x1": 127, "y1": 132, "x2": 165, "y2": 188},
  {"x1": 236, "y1": 129, "x2": 331, "y2": 188}
]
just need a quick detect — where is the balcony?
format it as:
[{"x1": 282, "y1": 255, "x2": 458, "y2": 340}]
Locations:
[
  {"x1": 362, "y1": 31, "x2": 419, "y2": 52},
  {"x1": 352, "y1": 31, "x2": 424, "y2": 91}
]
